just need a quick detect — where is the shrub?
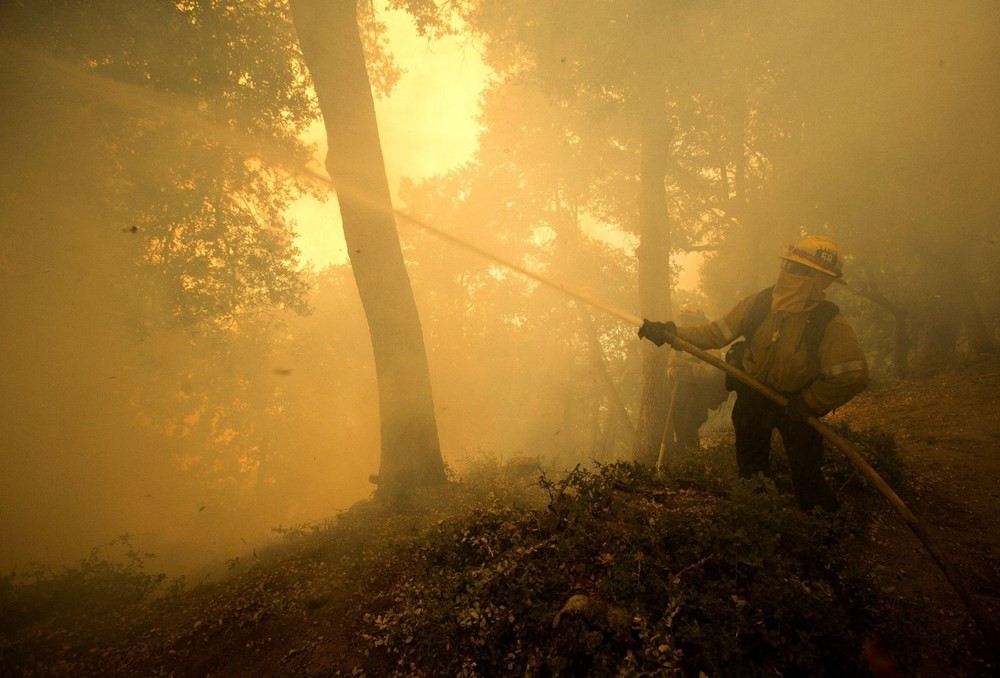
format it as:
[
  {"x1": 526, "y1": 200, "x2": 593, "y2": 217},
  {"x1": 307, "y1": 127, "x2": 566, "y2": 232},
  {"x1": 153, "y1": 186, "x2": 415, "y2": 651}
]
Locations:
[
  {"x1": 0, "y1": 534, "x2": 175, "y2": 634},
  {"x1": 361, "y1": 462, "x2": 885, "y2": 677}
]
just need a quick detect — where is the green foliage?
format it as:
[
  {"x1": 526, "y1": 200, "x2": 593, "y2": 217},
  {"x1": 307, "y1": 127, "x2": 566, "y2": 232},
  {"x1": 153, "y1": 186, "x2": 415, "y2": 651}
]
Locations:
[
  {"x1": 0, "y1": 0, "x2": 324, "y2": 513},
  {"x1": 361, "y1": 461, "x2": 886, "y2": 676},
  {"x1": 685, "y1": 424, "x2": 905, "y2": 527},
  {"x1": 0, "y1": 0, "x2": 317, "y2": 328},
  {"x1": 0, "y1": 534, "x2": 178, "y2": 635},
  {"x1": 823, "y1": 424, "x2": 905, "y2": 494},
  {"x1": 455, "y1": 0, "x2": 1000, "y2": 369}
]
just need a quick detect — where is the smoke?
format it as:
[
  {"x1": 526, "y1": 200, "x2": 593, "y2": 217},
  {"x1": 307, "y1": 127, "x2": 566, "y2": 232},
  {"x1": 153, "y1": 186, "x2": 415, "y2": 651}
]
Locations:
[
  {"x1": 1, "y1": 0, "x2": 997, "y2": 579},
  {"x1": 0, "y1": 40, "x2": 382, "y2": 577}
]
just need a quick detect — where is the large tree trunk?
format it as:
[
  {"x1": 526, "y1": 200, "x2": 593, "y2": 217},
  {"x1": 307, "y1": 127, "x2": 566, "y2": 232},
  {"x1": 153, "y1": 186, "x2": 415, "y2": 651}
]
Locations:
[
  {"x1": 290, "y1": 0, "x2": 444, "y2": 491},
  {"x1": 632, "y1": 72, "x2": 672, "y2": 466}
]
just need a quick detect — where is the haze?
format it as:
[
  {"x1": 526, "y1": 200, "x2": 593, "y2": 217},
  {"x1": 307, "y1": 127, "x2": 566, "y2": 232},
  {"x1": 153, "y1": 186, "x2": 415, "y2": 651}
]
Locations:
[{"x1": 1, "y1": 0, "x2": 997, "y2": 582}]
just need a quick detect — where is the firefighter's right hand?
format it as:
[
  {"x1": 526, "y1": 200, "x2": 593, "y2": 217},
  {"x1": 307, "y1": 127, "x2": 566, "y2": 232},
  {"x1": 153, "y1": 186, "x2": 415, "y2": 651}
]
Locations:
[{"x1": 638, "y1": 320, "x2": 676, "y2": 347}]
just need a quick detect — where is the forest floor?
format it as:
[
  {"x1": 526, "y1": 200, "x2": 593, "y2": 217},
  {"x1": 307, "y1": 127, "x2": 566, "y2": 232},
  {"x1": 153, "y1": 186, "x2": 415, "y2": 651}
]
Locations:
[
  {"x1": 2, "y1": 360, "x2": 999, "y2": 677},
  {"x1": 828, "y1": 359, "x2": 1000, "y2": 674}
]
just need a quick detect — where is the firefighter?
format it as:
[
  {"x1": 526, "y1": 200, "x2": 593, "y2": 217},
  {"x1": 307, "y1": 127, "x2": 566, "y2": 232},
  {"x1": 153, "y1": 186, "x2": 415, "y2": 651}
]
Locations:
[
  {"x1": 665, "y1": 305, "x2": 729, "y2": 450},
  {"x1": 638, "y1": 236, "x2": 870, "y2": 511}
]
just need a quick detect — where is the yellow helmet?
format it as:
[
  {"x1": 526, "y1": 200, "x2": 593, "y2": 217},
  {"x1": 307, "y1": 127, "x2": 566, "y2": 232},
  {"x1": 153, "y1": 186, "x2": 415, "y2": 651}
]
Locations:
[{"x1": 779, "y1": 235, "x2": 843, "y2": 279}]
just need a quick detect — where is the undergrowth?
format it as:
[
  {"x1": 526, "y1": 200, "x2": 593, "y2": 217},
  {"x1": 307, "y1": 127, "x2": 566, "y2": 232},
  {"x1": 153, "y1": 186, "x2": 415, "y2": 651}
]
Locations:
[
  {"x1": 0, "y1": 534, "x2": 178, "y2": 636},
  {"x1": 360, "y1": 455, "x2": 898, "y2": 677},
  {"x1": 1, "y1": 429, "x2": 913, "y2": 676},
  {"x1": 824, "y1": 423, "x2": 905, "y2": 490}
]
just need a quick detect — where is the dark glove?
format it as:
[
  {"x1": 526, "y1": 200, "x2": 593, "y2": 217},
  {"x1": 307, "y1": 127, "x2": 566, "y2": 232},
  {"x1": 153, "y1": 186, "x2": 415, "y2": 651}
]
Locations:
[
  {"x1": 784, "y1": 393, "x2": 815, "y2": 423},
  {"x1": 637, "y1": 320, "x2": 676, "y2": 347}
]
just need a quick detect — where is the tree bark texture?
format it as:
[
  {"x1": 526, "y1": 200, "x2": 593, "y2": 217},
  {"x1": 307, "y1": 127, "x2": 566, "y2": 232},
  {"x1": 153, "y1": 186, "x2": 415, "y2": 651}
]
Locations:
[
  {"x1": 632, "y1": 73, "x2": 673, "y2": 466},
  {"x1": 290, "y1": 0, "x2": 444, "y2": 489}
]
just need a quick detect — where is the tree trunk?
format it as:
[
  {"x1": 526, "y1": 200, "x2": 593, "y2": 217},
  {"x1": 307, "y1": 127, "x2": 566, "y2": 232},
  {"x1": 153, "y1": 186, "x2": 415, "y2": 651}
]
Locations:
[
  {"x1": 580, "y1": 309, "x2": 635, "y2": 443},
  {"x1": 964, "y1": 306, "x2": 996, "y2": 356},
  {"x1": 921, "y1": 298, "x2": 959, "y2": 370},
  {"x1": 551, "y1": 197, "x2": 635, "y2": 451},
  {"x1": 732, "y1": 120, "x2": 762, "y2": 297},
  {"x1": 290, "y1": 0, "x2": 444, "y2": 491},
  {"x1": 632, "y1": 72, "x2": 672, "y2": 466},
  {"x1": 856, "y1": 263, "x2": 910, "y2": 378},
  {"x1": 892, "y1": 309, "x2": 910, "y2": 378},
  {"x1": 953, "y1": 271, "x2": 996, "y2": 357},
  {"x1": 595, "y1": 408, "x2": 619, "y2": 461}
]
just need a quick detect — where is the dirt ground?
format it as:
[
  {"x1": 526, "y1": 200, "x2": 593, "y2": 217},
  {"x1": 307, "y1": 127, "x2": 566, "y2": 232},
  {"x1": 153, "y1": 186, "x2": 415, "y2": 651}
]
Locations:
[{"x1": 829, "y1": 359, "x2": 1000, "y2": 675}]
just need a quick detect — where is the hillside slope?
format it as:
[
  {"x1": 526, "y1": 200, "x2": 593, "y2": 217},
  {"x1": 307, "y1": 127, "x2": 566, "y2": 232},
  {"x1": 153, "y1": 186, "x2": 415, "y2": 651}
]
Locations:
[
  {"x1": 830, "y1": 361, "x2": 1000, "y2": 673},
  {"x1": 2, "y1": 362, "x2": 999, "y2": 676}
]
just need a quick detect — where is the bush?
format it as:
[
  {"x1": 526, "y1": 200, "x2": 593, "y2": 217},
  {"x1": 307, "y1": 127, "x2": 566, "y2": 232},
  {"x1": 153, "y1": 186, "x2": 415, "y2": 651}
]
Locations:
[
  {"x1": 0, "y1": 534, "x2": 176, "y2": 634},
  {"x1": 360, "y1": 462, "x2": 886, "y2": 677},
  {"x1": 823, "y1": 423, "x2": 905, "y2": 491}
]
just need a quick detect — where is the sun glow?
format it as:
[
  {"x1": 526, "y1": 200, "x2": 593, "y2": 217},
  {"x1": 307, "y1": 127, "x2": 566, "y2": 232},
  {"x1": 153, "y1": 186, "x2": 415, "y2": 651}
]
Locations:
[{"x1": 292, "y1": 8, "x2": 488, "y2": 270}]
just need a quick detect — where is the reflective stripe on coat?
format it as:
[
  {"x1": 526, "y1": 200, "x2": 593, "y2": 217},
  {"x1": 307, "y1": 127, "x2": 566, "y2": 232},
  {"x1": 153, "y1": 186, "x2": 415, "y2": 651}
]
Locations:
[{"x1": 677, "y1": 291, "x2": 870, "y2": 413}]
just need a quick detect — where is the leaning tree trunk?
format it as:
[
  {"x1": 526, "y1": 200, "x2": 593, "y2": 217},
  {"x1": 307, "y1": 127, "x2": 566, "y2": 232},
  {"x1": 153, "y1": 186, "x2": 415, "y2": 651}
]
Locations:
[
  {"x1": 290, "y1": 0, "x2": 444, "y2": 491},
  {"x1": 632, "y1": 71, "x2": 673, "y2": 466}
]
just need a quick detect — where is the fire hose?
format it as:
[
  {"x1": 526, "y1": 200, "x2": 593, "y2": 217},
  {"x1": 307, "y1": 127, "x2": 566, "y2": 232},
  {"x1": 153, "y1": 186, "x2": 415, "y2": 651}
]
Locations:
[
  {"x1": 385, "y1": 200, "x2": 999, "y2": 655},
  {"x1": 387, "y1": 196, "x2": 998, "y2": 654},
  {"x1": 661, "y1": 331, "x2": 1000, "y2": 657},
  {"x1": 33, "y1": 39, "x2": 996, "y2": 658}
]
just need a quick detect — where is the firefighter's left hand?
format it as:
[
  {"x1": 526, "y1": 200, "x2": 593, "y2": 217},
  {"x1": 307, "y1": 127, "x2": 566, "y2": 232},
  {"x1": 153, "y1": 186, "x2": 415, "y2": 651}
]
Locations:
[
  {"x1": 784, "y1": 393, "x2": 815, "y2": 423},
  {"x1": 638, "y1": 320, "x2": 676, "y2": 347}
]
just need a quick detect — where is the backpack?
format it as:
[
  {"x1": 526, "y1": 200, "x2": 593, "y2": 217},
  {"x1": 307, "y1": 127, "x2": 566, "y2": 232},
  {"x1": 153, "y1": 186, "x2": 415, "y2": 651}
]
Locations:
[{"x1": 723, "y1": 286, "x2": 839, "y2": 391}]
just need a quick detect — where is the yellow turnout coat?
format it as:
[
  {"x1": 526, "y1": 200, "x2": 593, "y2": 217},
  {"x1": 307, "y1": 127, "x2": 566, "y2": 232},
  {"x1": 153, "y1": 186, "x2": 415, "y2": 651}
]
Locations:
[{"x1": 677, "y1": 292, "x2": 870, "y2": 414}]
